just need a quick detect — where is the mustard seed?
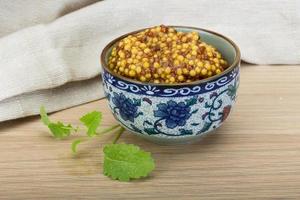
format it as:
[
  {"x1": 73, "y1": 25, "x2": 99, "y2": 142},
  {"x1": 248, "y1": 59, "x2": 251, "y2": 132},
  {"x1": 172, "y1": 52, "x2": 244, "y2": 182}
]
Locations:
[{"x1": 108, "y1": 25, "x2": 228, "y2": 83}]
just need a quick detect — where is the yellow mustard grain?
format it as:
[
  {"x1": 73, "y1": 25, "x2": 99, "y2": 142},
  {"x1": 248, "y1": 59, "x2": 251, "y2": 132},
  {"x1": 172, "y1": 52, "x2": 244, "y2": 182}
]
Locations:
[{"x1": 108, "y1": 25, "x2": 228, "y2": 83}]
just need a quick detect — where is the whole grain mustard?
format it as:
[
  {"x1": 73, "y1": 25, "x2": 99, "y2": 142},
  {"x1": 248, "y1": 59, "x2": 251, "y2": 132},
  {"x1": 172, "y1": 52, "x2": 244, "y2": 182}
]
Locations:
[{"x1": 108, "y1": 25, "x2": 228, "y2": 84}]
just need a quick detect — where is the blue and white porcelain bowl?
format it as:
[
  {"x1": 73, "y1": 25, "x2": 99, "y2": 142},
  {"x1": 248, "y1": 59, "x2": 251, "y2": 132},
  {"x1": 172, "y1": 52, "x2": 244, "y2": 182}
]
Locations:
[{"x1": 101, "y1": 26, "x2": 241, "y2": 144}]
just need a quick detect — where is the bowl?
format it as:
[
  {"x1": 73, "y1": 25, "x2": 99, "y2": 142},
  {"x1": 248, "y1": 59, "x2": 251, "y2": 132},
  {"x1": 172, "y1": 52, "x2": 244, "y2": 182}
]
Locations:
[{"x1": 100, "y1": 26, "x2": 240, "y2": 144}]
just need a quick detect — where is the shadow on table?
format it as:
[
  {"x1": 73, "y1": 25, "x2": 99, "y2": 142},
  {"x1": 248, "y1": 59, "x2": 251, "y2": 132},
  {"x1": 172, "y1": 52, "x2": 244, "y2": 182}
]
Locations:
[
  {"x1": 0, "y1": 115, "x2": 38, "y2": 133},
  {"x1": 120, "y1": 127, "x2": 226, "y2": 179}
]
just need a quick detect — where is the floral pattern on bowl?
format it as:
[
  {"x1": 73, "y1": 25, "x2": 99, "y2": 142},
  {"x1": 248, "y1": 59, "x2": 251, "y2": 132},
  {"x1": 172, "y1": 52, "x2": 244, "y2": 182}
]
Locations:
[
  {"x1": 102, "y1": 66, "x2": 239, "y2": 143},
  {"x1": 101, "y1": 26, "x2": 241, "y2": 144}
]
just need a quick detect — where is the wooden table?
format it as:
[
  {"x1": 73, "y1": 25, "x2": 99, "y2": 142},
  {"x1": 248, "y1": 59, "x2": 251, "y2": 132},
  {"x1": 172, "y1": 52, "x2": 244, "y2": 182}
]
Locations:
[{"x1": 1, "y1": 64, "x2": 300, "y2": 199}]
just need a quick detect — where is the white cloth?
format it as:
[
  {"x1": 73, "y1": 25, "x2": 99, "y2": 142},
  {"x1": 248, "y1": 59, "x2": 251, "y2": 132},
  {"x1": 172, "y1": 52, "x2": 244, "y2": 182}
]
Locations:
[{"x1": 0, "y1": 0, "x2": 299, "y2": 122}]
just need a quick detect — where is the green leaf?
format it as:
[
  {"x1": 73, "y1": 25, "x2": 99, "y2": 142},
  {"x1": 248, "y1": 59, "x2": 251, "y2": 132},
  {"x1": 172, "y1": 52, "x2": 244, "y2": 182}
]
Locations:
[
  {"x1": 40, "y1": 106, "x2": 76, "y2": 139},
  {"x1": 179, "y1": 129, "x2": 193, "y2": 135},
  {"x1": 48, "y1": 121, "x2": 74, "y2": 139},
  {"x1": 227, "y1": 84, "x2": 237, "y2": 98},
  {"x1": 204, "y1": 102, "x2": 211, "y2": 108},
  {"x1": 143, "y1": 120, "x2": 153, "y2": 126},
  {"x1": 191, "y1": 123, "x2": 200, "y2": 126},
  {"x1": 144, "y1": 128, "x2": 159, "y2": 135},
  {"x1": 80, "y1": 111, "x2": 102, "y2": 137},
  {"x1": 71, "y1": 139, "x2": 82, "y2": 153},
  {"x1": 40, "y1": 106, "x2": 50, "y2": 125},
  {"x1": 103, "y1": 143, "x2": 155, "y2": 181},
  {"x1": 191, "y1": 109, "x2": 199, "y2": 114},
  {"x1": 199, "y1": 122, "x2": 213, "y2": 133},
  {"x1": 185, "y1": 97, "x2": 197, "y2": 106},
  {"x1": 133, "y1": 98, "x2": 141, "y2": 106}
]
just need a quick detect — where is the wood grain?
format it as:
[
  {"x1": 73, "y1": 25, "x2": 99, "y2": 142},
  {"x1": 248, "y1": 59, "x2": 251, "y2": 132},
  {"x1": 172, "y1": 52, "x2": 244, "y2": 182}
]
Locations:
[{"x1": 1, "y1": 64, "x2": 300, "y2": 200}]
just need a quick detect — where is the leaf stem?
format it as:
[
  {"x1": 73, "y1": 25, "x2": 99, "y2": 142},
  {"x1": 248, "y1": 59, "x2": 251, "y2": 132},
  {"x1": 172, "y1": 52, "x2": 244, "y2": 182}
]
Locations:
[
  {"x1": 97, "y1": 124, "x2": 121, "y2": 135},
  {"x1": 112, "y1": 127, "x2": 125, "y2": 144},
  {"x1": 70, "y1": 124, "x2": 121, "y2": 153}
]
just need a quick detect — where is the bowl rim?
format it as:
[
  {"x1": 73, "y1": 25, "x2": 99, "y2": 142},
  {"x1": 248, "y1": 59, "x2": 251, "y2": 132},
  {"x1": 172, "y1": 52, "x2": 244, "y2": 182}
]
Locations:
[{"x1": 100, "y1": 25, "x2": 241, "y2": 87}]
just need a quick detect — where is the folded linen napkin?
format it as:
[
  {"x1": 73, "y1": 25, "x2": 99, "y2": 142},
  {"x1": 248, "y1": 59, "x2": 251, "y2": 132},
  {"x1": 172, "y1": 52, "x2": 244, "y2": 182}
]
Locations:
[{"x1": 0, "y1": 0, "x2": 299, "y2": 122}]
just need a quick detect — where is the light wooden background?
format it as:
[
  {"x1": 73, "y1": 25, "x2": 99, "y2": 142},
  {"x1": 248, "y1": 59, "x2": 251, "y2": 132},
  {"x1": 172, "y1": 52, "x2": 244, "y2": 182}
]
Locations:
[{"x1": 1, "y1": 64, "x2": 300, "y2": 200}]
